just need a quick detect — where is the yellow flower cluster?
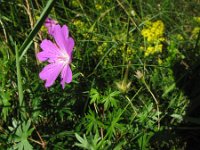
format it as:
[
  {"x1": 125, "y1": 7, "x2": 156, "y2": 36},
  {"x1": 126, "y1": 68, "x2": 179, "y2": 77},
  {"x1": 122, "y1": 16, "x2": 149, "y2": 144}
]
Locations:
[
  {"x1": 71, "y1": 0, "x2": 79, "y2": 7},
  {"x1": 141, "y1": 20, "x2": 165, "y2": 57},
  {"x1": 97, "y1": 42, "x2": 108, "y2": 56},
  {"x1": 192, "y1": 27, "x2": 200, "y2": 39},
  {"x1": 191, "y1": 16, "x2": 200, "y2": 39},
  {"x1": 73, "y1": 20, "x2": 85, "y2": 30},
  {"x1": 193, "y1": 17, "x2": 200, "y2": 23},
  {"x1": 145, "y1": 44, "x2": 163, "y2": 57},
  {"x1": 95, "y1": 4, "x2": 103, "y2": 10},
  {"x1": 175, "y1": 34, "x2": 184, "y2": 41},
  {"x1": 73, "y1": 19, "x2": 90, "y2": 38}
]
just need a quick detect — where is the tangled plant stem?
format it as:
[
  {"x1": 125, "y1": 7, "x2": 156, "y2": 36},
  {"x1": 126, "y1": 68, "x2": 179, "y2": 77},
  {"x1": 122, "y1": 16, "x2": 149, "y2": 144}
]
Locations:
[{"x1": 142, "y1": 77, "x2": 160, "y2": 130}]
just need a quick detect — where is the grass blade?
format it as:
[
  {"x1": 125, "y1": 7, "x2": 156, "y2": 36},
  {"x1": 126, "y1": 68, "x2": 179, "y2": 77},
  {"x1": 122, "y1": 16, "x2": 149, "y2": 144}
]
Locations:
[
  {"x1": 19, "y1": 0, "x2": 55, "y2": 61},
  {"x1": 15, "y1": 44, "x2": 24, "y2": 107}
]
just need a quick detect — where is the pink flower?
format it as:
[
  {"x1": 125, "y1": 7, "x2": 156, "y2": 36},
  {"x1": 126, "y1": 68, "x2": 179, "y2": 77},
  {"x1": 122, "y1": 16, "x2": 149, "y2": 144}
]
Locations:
[
  {"x1": 37, "y1": 24, "x2": 75, "y2": 89},
  {"x1": 44, "y1": 18, "x2": 58, "y2": 36}
]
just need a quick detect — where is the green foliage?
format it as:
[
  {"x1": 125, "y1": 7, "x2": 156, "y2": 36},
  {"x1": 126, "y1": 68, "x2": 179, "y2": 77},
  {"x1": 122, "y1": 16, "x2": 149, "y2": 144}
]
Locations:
[
  {"x1": 0, "y1": 91, "x2": 11, "y2": 121},
  {"x1": 75, "y1": 133, "x2": 102, "y2": 150},
  {"x1": 90, "y1": 88, "x2": 120, "y2": 110},
  {"x1": 102, "y1": 90, "x2": 120, "y2": 111},
  {"x1": 137, "y1": 131, "x2": 154, "y2": 150},
  {"x1": 89, "y1": 88, "x2": 100, "y2": 104},
  {"x1": 106, "y1": 109, "x2": 126, "y2": 139},
  {"x1": 84, "y1": 110, "x2": 104, "y2": 134},
  {"x1": 7, "y1": 119, "x2": 34, "y2": 150}
]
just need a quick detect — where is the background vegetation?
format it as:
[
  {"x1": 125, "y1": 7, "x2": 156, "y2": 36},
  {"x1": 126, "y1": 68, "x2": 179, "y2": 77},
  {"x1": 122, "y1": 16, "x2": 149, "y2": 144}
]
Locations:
[{"x1": 0, "y1": 0, "x2": 200, "y2": 149}]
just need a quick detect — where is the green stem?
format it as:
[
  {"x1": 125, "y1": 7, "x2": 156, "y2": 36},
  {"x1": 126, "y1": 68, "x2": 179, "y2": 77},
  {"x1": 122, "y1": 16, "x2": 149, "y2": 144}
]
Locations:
[
  {"x1": 142, "y1": 78, "x2": 160, "y2": 130},
  {"x1": 15, "y1": 44, "x2": 24, "y2": 109}
]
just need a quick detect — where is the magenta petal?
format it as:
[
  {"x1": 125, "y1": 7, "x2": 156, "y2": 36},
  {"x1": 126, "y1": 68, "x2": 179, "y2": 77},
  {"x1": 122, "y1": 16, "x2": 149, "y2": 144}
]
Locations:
[
  {"x1": 53, "y1": 25, "x2": 66, "y2": 51},
  {"x1": 62, "y1": 25, "x2": 74, "y2": 56},
  {"x1": 39, "y1": 63, "x2": 64, "y2": 88},
  {"x1": 45, "y1": 18, "x2": 57, "y2": 36},
  {"x1": 48, "y1": 26, "x2": 56, "y2": 36},
  {"x1": 37, "y1": 52, "x2": 49, "y2": 62},
  {"x1": 37, "y1": 50, "x2": 57, "y2": 63},
  {"x1": 45, "y1": 18, "x2": 57, "y2": 28},
  {"x1": 61, "y1": 65, "x2": 72, "y2": 89},
  {"x1": 62, "y1": 25, "x2": 69, "y2": 39},
  {"x1": 40, "y1": 39, "x2": 61, "y2": 54},
  {"x1": 64, "y1": 37, "x2": 75, "y2": 57},
  {"x1": 37, "y1": 39, "x2": 61, "y2": 62},
  {"x1": 52, "y1": 25, "x2": 74, "y2": 57}
]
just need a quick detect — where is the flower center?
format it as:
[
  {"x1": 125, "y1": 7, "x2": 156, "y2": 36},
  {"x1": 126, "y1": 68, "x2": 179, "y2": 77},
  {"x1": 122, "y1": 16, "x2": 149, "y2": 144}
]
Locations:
[{"x1": 57, "y1": 53, "x2": 70, "y2": 65}]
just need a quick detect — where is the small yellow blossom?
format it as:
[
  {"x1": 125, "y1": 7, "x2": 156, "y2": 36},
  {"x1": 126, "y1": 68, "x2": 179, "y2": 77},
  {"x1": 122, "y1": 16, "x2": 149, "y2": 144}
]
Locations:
[
  {"x1": 71, "y1": 1, "x2": 79, "y2": 7},
  {"x1": 158, "y1": 58, "x2": 162, "y2": 65},
  {"x1": 145, "y1": 46, "x2": 154, "y2": 57},
  {"x1": 127, "y1": 47, "x2": 134, "y2": 55},
  {"x1": 193, "y1": 17, "x2": 200, "y2": 23},
  {"x1": 192, "y1": 27, "x2": 200, "y2": 38},
  {"x1": 175, "y1": 34, "x2": 184, "y2": 41},
  {"x1": 141, "y1": 20, "x2": 165, "y2": 43},
  {"x1": 95, "y1": 4, "x2": 102, "y2": 10},
  {"x1": 154, "y1": 44, "x2": 163, "y2": 53},
  {"x1": 73, "y1": 20, "x2": 88, "y2": 34},
  {"x1": 144, "y1": 44, "x2": 163, "y2": 57},
  {"x1": 74, "y1": 20, "x2": 84, "y2": 28}
]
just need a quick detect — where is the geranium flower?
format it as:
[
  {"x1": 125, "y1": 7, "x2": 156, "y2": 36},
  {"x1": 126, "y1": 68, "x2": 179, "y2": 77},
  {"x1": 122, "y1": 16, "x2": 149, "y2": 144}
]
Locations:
[
  {"x1": 44, "y1": 18, "x2": 58, "y2": 36},
  {"x1": 37, "y1": 24, "x2": 74, "y2": 89}
]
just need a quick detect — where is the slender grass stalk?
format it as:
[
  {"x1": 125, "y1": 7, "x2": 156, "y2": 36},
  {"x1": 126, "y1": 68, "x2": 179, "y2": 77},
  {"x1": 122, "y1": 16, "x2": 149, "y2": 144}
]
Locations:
[
  {"x1": 19, "y1": 41, "x2": 33, "y2": 61},
  {"x1": 25, "y1": 0, "x2": 41, "y2": 63},
  {"x1": 15, "y1": 44, "x2": 24, "y2": 109},
  {"x1": 0, "y1": 19, "x2": 8, "y2": 43},
  {"x1": 116, "y1": 0, "x2": 139, "y2": 31}
]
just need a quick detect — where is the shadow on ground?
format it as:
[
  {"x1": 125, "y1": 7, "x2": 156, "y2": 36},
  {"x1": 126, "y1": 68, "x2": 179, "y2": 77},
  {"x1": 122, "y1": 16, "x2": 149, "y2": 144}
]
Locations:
[
  {"x1": 150, "y1": 33, "x2": 200, "y2": 149},
  {"x1": 172, "y1": 45, "x2": 200, "y2": 150}
]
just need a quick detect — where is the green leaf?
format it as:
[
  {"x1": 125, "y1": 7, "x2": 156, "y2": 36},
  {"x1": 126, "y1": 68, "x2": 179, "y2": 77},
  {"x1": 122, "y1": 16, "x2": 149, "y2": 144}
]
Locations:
[
  {"x1": 102, "y1": 90, "x2": 120, "y2": 110},
  {"x1": 75, "y1": 133, "x2": 90, "y2": 149},
  {"x1": 171, "y1": 114, "x2": 183, "y2": 122},
  {"x1": 75, "y1": 133, "x2": 102, "y2": 150},
  {"x1": 89, "y1": 88, "x2": 100, "y2": 104},
  {"x1": 85, "y1": 110, "x2": 104, "y2": 134},
  {"x1": 106, "y1": 109, "x2": 125, "y2": 139},
  {"x1": 0, "y1": 91, "x2": 11, "y2": 121},
  {"x1": 162, "y1": 83, "x2": 176, "y2": 98},
  {"x1": 13, "y1": 119, "x2": 34, "y2": 149},
  {"x1": 14, "y1": 139, "x2": 33, "y2": 150},
  {"x1": 15, "y1": 44, "x2": 24, "y2": 108}
]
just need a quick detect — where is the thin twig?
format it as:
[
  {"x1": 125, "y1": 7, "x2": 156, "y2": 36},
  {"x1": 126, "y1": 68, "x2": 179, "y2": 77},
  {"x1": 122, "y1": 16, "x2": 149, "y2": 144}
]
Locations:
[
  {"x1": 29, "y1": 138, "x2": 43, "y2": 146},
  {"x1": 0, "y1": 19, "x2": 8, "y2": 43},
  {"x1": 25, "y1": 0, "x2": 41, "y2": 64},
  {"x1": 33, "y1": 125, "x2": 46, "y2": 149},
  {"x1": 116, "y1": 0, "x2": 140, "y2": 31},
  {"x1": 143, "y1": 78, "x2": 160, "y2": 130}
]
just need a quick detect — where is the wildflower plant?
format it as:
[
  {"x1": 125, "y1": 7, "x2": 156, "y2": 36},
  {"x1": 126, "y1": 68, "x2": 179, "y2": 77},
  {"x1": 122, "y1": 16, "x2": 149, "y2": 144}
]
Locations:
[{"x1": 37, "y1": 18, "x2": 75, "y2": 88}]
